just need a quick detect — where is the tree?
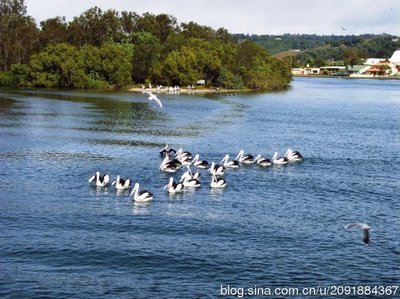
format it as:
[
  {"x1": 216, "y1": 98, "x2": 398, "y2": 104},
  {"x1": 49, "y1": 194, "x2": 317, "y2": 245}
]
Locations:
[
  {"x1": 39, "y1": 17, "x2": 68, "y2": 47},
  {"x1": 130, "y1": 32, "x2": 161, "y2": 83},
  {"x1": 29, "y1": 43, "x2": 88, "y2": 87},
  {"x1": 0, "y1": 0, "x2": 39, "y2": 71}
]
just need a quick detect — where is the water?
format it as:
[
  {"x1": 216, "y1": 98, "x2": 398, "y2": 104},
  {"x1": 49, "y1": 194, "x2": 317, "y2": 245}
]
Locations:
[{"x1": 1, "y1": 78, "x2": 399, "y2": 298}]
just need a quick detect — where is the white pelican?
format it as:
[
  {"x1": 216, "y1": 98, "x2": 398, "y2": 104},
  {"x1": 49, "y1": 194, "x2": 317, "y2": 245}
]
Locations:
[
  {"x1": 220, "y1": 154, "x2": 240, "y2": 168},
  {"x1": 164, "y1": 177, "x2": 184, "y2": 193},
  {"x1": 235, "y1": 150, "x2": 255, "y2": 164},
  {"x1": 130, "y1": 182, "x2": 153, "y2": 203},
  {"x1": 345, "y1": 223, "x2": 372, "y2": 246},
  {"x1": 254, "y1": 154, "x2": 272, "y2": 167},
  {"x1": 272, "y1": 152, "x2": 289, "y2": 165},
  {"x1": 285, "y1": 148, "x2": 303, "y2": 162},
  {"x1": 159, "y1": 144, "x2": 176, "y2": 157},
  {"x1": 145, "y1": 91, "x2": 163, "y2": 109},
  {"x1": 210, "y1": 174, "x2": 226, "y2": 188},
  {"x1": 88, "y1": 171, "x2": 110, "y2": 187},
  {"x1": 209, "y1": 162, "x2": 225, "y2": 176},
  {"x1": 191, "y1": 154, "x2": 209, "y2": 169},
  {"x1": 159, "y1": 155, "x2": 181, "y2": 173},
  {"x1": 111, "y1": 175, "x2": 131, "y2": 190}
]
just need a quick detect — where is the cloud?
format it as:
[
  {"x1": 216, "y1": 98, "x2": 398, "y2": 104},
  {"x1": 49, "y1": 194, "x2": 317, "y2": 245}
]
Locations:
[{"x1": 25, "y1": 0, "x2": 400, "y2": 35}]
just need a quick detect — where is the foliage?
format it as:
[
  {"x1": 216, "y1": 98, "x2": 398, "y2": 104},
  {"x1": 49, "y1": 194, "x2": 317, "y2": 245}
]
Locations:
[
  {"x1": 0, "y1": 1, "x2": 292, "y2": 90},
  {"x1": 235, "y1": 33, "x2": 400, "y2": 67}
]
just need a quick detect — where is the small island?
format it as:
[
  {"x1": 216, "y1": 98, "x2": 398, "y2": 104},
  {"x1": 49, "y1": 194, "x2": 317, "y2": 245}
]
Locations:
[{"x1": 0, "y1": 3, "x2": 292, "y2": 91}]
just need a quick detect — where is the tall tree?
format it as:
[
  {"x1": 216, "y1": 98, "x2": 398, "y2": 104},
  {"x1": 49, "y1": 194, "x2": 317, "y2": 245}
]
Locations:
[{"x1": 0, "y1": 0, "x2": 38, "y2": 71}]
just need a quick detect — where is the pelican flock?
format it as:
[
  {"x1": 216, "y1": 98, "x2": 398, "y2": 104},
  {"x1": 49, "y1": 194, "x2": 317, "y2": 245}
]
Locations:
[{"x1": 89, "y1": 145, "x2": 303, "y2": 203}]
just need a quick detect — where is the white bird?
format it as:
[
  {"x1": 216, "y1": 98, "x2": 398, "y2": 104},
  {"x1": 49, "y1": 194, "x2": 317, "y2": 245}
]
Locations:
[
  {"x1": 164, "y1": 177, "x2": 184, "y2": 193},
  {"x1": 345, "y1": 223, "x2": 372, "y2": 246},
  {"x1": 220, "y1": 154, "x2": 240, "y2": 168},
  {"x1": 235, "y1": 150, "x2": 255, "y2": 164},
  {"x1": 209, "y1": 162, "x2": 225, "y2": 176},
  {"x1": 180, "y1": 170, "x2": 201, "y2": 188},
  {"x1": 145, "y1": 91, "x2": 163, "y2": 109},
  {"x1": 285, "y1": 148, "x2": 303, "y2": 162},
  {"x1": 159, "y1": 155, "x2": 181, "y2": 173},
  {"x1": 111, "y1": 175, "x2": 131, "y2": 190},
  {"x1": 88, "y1": 171, "x2": 110, "y2": 187},
  {"x1": 210, "y1": 174, "x2": 226, "y2": 188},
  {"x1": 254, "y1": 154, "x2": 272, "y2": 167},
  {"x1": 272, "y1": 152, "x2": 289, "y2": 165},
  {"x1": 191, "y1": 154, "x2": 209, "y2": 169},
  {"x1": 130, "y1": 182, "x2": 153, "y2": 203}
]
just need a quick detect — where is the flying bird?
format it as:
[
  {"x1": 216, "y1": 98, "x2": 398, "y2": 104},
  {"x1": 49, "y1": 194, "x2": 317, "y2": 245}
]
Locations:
[
  {"x1": 145, "y1": 91, "x2": 163, "y2": 109},
  {"x1": 341, "y1": 27, "x2": 346, "y2": 31},
  {"x1": 345, "y1": 223, "x2": 372, "y2": 246}
]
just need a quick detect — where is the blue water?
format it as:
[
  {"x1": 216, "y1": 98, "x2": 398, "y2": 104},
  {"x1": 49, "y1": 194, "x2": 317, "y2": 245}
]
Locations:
[{"x1": 1, "y1": 78, "x2": 399, "y2": 298}]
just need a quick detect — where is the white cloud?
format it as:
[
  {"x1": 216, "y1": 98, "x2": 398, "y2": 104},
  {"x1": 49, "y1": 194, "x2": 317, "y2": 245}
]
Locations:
[{"x1": 25, "y1": 0, "x2": 400, "y2": 35}]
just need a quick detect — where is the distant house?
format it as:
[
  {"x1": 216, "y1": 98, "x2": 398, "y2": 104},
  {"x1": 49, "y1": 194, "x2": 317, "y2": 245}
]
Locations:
[
  {"x1": 366, "y1": 62, "x2": 392, "y2": 77},
  {"x1": 319, "y1": 66, "x2": 346, "y2": 75},
  {"x1": 291, "y1": 67, "x2": 320, "y2": 75},
  {"x1": 364, "y1": 58, "x2": 385, "y2": 65},
  {"x1": 390, "y1": 50, "x2": 400, "y2": 63},
  {"x1": 348, "y1": 65, "x2": 371, "y2": 77}
]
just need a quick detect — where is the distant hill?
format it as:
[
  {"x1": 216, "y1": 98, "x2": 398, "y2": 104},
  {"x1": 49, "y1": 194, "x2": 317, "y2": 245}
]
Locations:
[{"x1": 233, "y1": 34, "x2": 400, "y2": 67}]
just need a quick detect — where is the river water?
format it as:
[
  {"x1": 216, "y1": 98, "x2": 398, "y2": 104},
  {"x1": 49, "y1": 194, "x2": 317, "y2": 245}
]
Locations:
[{"x1": 1, "y1": 78, "x2": 399, "y2": 298}]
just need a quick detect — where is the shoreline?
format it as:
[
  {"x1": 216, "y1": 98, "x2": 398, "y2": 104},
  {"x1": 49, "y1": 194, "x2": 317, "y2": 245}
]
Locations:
[
  {"x1": 128, "y1": 87, "x2": 251, "y2": 94},
  {"x1": 293, "y1": 75, "x2": 400, "y2": 80}
]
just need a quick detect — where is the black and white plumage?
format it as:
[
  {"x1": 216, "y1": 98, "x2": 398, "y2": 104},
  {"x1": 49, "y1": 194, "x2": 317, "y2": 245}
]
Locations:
[
  {"x1": 254, "y1": 154, "x2": 272, "y2": 167},
  {"x1": 235, "y1": 150, "x2": 255, "y2": 164},
  {"x1": 159, "y1": 155, "x2": 182, "y2": 173},
  {"x1": 345, "y1": 223, "x2": 372, "y2": 246},
  {"x1": 285, "y1": 148, "x2": 303, "y2": 162},
  {"x1": 191, "y1": 154, "x2": 209, "y2": 169},
  {"x1": 145, "y1": 91, "x2": 163, "y2": 108},
  {"x1": 160, "y1": 144, "x2": 176, "y2": 157},
  {"x1": 174, "y1": 148, "x2": 193, "y2": 163},
  {"x1": 111, "y1": 175, "x2": 131, "y2": 190},
  {"x1": 220, "y1": 154, "x2": 240, "y2": 169},
  {"x1": 210, "y1": 174, "x2": 226, "y2": 188},
  {"x1": 130, "y1": 183, "x2": 153, "y2": 203},
  {"x1": 272, "y1": 152, "x2": 289, "y2": 165},
  {"x1": 180, "y1": 169, "x2": 201, "y2": 188},
  {"x1": 164, "y1": 177, "x2": 184, "y2": 193},
  {"x1": 88, "y1": 171, "x2": 110, "y2": 187},
  {"x1": 209, "y1": 162, "x2": 225, "y2": 176}
]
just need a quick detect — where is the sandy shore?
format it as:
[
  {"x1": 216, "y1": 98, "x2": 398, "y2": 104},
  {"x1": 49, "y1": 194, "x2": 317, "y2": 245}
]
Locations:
[{"x1": 129, "y1": 87, "x2": 247, "y2": 94}]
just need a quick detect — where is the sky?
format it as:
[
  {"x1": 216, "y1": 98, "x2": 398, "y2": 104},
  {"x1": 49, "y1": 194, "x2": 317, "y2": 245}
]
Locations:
[{"x1": 25, "y1": 0, "x2": 400, "y2": 36}]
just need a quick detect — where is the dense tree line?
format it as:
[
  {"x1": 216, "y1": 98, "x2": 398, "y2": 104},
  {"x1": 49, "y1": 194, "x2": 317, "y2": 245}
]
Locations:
[
  {"x1": 236, "y1": 33, "x2": 400, "y2": 67},
  {"x1": 0, "y1": 0, "x2": 292, "y2": 89}
]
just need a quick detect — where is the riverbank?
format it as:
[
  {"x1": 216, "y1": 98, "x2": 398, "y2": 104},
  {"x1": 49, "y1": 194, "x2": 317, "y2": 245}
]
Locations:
[
  {"x1": 293, "y1": 74, "x2": 400, "y2": 80},
  {"x1": 129, "y1": 87, "x2": 251, "y2": 94}
]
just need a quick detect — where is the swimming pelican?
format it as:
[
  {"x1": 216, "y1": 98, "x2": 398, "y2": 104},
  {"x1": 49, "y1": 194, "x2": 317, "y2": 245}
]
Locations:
[
  {"x1": 111, "y1": 175, "x2": 131, "y2": 190},
  {"x1": 130, "y1": 182, "x2": 153, "y2": 203},
  {"x1": 159, "y1": 155, "x2": 182, "y2": 173},
  {"x1": 209, "y1": 162, "x2": 225, "y2": 176},
  {"x1": 145, "y1": 91, "x2": 163, "y2": 109},
  {"x1": 191, "y1": 154, "x2": 209, "y2": 169},
  {"x1": 88, "y1": 171, "x2": 110, "y2": 187},
  {"x1": 180, "y1": 171, "x2": 201, "y2": 188},
  {"x1": 272, "y1": 152, "x2": 289, "y2": 165},
  {"x1": 164, "y1": 177, "x2": 184, "y2": 193},
  {"x1": 254, "y1": 154, "x2": 272, "y2": 167},
  {"x1": 210, "y1": 174, "x2": 226, "y2": 188},
  {"x1": 345, "y1": 223, "x2": 372, "y2": 246},
  {"x1": 220, "y1": 154, "x2": 240, "y2": 168},
  {"x1": 174, "y1": 148, "x2": 192, "y2": 165},
  {"x1": 285, "y1": 148, "x2": 303, "y2": 162},
  {"x1": 235, "y1": 150, "x2": 255, "y2": 164},
  {"x1": 159, "y1": 144, "x2": 176, "y2": 157}
]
